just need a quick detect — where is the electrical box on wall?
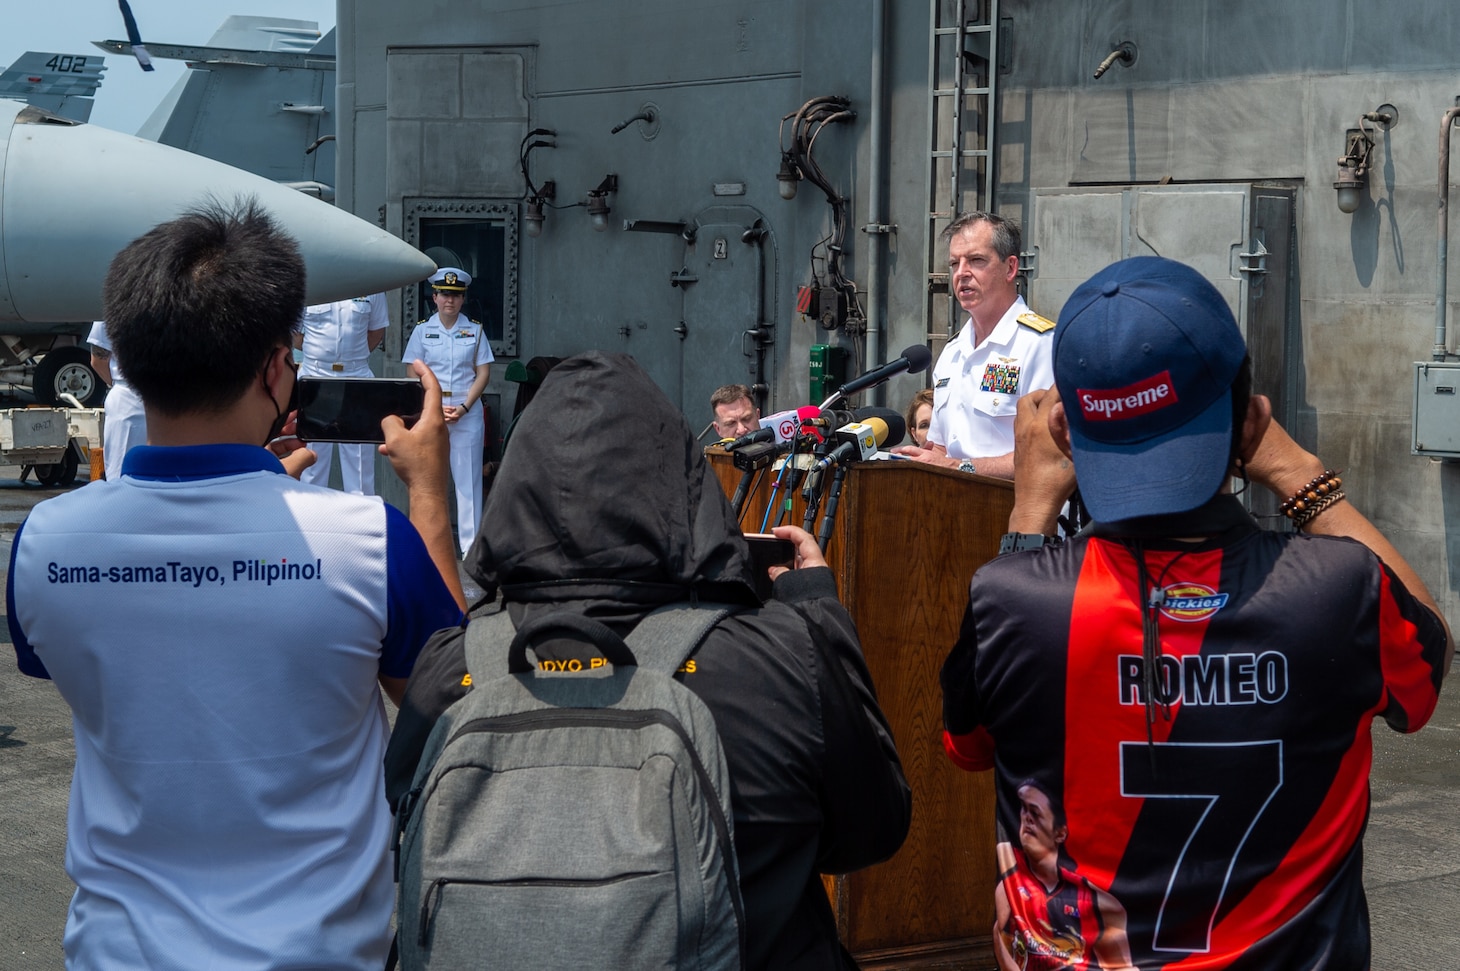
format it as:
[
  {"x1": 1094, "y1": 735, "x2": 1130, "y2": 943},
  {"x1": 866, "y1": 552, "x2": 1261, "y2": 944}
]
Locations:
[
  {"x1": 810, "y1": 344, "x2": 849, "y2": 403},
  {"x1": 1412, "y1": 362, "x2": 1460, "y2": 457}
]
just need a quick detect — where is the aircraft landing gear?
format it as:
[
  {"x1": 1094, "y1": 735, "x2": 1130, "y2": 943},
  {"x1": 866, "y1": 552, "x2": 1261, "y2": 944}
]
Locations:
[{"x1": 33, "y1": 347, "x2": 104, "y2": 407}]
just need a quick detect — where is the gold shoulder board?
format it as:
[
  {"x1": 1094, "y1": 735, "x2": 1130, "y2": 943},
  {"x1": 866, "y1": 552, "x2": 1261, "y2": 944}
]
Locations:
[{"x1": 1017, "y1": 311, "x2": 1055, "y2": 333}]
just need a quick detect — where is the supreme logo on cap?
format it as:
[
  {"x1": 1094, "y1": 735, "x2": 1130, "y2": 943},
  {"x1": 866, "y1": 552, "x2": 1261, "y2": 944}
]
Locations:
[{"x1": 1078, "y1": 370, "x2": 1177, "y2": 421}]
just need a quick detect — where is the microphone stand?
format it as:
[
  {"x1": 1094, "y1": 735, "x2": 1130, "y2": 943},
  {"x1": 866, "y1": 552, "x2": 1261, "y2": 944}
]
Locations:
[
  {"x1": 814, "y1": 464, "x2": 851, "y2": 553},
  {"x1": 800, "y1": 467, "x2": 825, "y2": 531},
  {"x1": 729, "y1": 466, "x2": 757, "y2": 520},
  {"x1": 761, "y1": 445, "x2": 807, "y2": 532}
]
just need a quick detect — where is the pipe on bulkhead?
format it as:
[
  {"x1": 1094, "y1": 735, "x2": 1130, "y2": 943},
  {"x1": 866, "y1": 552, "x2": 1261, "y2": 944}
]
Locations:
[
  {"x1": 865, "y1": 0, "x2": 889, "y2": 399},
  {"x1": 1093, "y1": 43, "x2": 1135, "y2": 80},
  {"x1": 1437, "y1": 107, "x2": 1460, "y2": 360}
]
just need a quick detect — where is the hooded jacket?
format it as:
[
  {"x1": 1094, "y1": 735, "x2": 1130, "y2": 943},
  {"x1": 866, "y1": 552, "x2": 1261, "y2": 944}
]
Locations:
[{"x1": 386, "y1": 352, "x2": 911, "y2": 970}]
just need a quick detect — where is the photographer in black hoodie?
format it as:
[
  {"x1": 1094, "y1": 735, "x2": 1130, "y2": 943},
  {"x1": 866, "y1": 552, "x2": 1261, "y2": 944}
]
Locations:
[{"x1": 386, "y1": 351, "x2": 911, "y2": 970}]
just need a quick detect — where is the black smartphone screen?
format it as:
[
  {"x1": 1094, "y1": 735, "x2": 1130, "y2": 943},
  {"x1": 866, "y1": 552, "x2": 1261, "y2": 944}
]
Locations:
[
  {"x1": 744, "y1": 532, "x2": 795, "y2": 602},
  {"x1": 295, "y1": 377, "x2": 426, "y2": 444}
]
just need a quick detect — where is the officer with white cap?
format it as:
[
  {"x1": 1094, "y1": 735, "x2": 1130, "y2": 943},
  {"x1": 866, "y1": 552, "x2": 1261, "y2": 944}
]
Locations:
[
  {"x1": 403, "y1": 267, "x2": 494, "y2": 554},
  {"x1": 87, "y1": 320, "x2": 147, "y2": 480},
  {"x1": 293, "y1": 293, "x2": 390, "y2": 494}
]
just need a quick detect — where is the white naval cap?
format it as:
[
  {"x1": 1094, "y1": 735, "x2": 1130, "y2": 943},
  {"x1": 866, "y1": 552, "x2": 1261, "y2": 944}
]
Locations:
[{"x1": 430, "y1": 267, "x2": 471, "y2": 291}]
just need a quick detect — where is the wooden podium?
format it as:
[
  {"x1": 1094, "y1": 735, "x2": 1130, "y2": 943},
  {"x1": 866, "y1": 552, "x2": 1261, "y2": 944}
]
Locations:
[{"x1": 706, "y1": 450, "x2": 1012, "y2": 970}]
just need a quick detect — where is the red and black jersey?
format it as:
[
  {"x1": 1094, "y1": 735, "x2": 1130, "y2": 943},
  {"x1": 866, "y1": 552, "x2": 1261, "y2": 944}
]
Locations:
[
  {"x1": 942, "y1": 497, "x2": 1448, "y2": 970},
  {"x1": 999, "y1": 848, "x2": 1106, "y2": 969}
]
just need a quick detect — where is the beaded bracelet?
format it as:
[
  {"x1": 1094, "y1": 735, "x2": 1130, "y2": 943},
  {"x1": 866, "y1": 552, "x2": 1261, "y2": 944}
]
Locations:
[
  {"x1": 1280, "y1": 469, "x2": 1344, "y2": 527},
  {"x1": 1289, "y1": 489, "x2": 1346, "y2": 529}
]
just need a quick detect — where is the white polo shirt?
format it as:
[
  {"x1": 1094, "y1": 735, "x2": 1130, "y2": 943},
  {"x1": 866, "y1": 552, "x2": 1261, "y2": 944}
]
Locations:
[
  {"x1": 926, "y1": 297, "x2": 1055, "y2": 461},
  {"x1": 8, "y1": 444, "x2": 462, "y2": 971}
]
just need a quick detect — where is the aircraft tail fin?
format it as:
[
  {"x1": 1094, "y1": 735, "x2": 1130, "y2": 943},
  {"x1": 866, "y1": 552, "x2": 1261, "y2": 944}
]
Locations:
[{"x1": 0, "y1": 53, "x2": 108, "y2": 122}]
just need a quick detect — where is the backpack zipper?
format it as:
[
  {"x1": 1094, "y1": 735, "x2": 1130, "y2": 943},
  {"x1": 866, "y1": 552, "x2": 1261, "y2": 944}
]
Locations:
[{"x1": 418, "y1": 871, "x2": 659, "y2": 946}]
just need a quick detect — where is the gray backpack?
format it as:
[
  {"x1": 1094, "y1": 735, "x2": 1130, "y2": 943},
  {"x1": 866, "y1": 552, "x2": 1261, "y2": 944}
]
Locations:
[{"x1": 393, "y1": 604, "x2": 746, "y2": 970}]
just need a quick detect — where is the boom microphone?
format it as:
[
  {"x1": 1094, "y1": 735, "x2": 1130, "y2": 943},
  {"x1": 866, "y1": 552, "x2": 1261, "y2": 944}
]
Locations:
[{"x1": 820, "y1": 345, "x2": 933, "y2": 408}]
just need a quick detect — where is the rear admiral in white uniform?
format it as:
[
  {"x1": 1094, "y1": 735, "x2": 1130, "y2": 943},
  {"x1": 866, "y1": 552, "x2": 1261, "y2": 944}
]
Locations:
[
  {"x1": 294, "y1": 293, "x2": 389, "y2": 494},
  {"x1": 895, "y1": 211, "x2": 1054, "y2": 480},
  {"x1": 403, "y1": 267, "x2": 494, "y2": 554}
]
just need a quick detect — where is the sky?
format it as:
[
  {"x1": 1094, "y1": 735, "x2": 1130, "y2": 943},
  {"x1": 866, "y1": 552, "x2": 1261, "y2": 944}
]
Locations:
[{"x1": 2, "y1": 0, "x2": 336, "y2": 135}]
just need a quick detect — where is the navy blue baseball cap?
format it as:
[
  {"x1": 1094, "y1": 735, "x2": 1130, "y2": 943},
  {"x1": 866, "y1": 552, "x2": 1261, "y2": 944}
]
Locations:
[{"x1": 1053, "y1": 257, "x2": 1246, "y2": 522}]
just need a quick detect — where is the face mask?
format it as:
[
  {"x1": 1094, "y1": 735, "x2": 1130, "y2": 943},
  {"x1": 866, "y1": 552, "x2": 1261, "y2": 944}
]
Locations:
[{"x1": 263, "y1": 352, "x2": 300, "y2": 446}]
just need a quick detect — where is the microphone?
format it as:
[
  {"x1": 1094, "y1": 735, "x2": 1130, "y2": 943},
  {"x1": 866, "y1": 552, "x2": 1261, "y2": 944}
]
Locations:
[
  {"x1": 732, "y1": 440, "x2": 786, "y2": 471},
  {"x1": 851, "y1": 406, "x2": 906, "y2": 449},
  {"x1": 812, "y1": 412, "x2": 905, "y2": 472},
  {"x1": 820, "y1": 345, "x2": 933, "y2": 408},
  {"x1": 726, "y1": 425, "x2": 776, "y2": 449},
  {"x1": 729, "y1": 405, "x2": 825, "y2": 450}
]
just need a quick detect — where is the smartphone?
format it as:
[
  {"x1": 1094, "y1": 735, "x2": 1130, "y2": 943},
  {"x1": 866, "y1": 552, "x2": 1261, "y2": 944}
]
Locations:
[
  {"x1": 294, "y1": 376, "x2": 426, "y2": 444},
  {"x1": 744, "y1": 532, "x2": 796, "y2": 602}
]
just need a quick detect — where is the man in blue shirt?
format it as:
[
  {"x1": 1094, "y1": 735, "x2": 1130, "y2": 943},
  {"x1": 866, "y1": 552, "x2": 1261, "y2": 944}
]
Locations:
[{"x1": 8, "y1": 200, "x2": 464, "y2": 971}]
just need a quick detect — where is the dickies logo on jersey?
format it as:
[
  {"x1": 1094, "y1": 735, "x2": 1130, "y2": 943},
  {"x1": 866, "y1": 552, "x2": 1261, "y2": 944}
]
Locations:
[
  {"x1": 980, "y1": 360, "x2": 1021, "y2": 394},
  {"x1": 1078, "y1": 370, "x2": 1176, "y2": 422},
  {"x1": 1158, "y1": 583, "x2": 1229, "y2": 622}
]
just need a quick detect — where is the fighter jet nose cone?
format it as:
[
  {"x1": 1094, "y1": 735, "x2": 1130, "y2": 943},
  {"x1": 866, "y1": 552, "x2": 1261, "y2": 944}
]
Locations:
[
  {"x1": 0, "y1": 100, "x2": 434, "y2": 324},
  {"x1": 258, "y1": 189, "x2": 438, "y2": 305}
]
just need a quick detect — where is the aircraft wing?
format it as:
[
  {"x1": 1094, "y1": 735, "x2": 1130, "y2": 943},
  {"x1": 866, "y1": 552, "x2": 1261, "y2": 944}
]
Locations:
[
  {"x1": 0, "y1": 52, "x2": 107, "y2": 123},
  {"x1": 91, "y1": 40, "x2": 332, "y2": 71}
]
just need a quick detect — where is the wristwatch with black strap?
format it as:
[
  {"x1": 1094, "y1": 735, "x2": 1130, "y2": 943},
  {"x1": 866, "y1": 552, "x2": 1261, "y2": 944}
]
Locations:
[{"x1": 997, "y1": 532, "x2": 1060, "y2": 555}]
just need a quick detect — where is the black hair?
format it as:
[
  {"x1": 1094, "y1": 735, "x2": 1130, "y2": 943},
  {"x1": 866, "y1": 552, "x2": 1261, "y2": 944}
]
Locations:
[
  {"x1": 941, "y1": 211, "x2": 1021, "y2": 262},
  {"x1": 1015, "y1": 777, "x2": 1066, "y2": 831},
  {"x1": 103, "y1": 197, "x2": 305, "y2": 416}
]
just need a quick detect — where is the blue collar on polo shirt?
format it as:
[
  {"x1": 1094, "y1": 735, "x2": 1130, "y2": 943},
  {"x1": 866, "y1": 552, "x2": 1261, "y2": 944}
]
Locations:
[{"x1": 120, "y1": 443, "x2": 287, "y2": 482}]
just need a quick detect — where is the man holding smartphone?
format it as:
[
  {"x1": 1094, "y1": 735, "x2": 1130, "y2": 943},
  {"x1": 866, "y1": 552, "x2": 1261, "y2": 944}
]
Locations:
[
  {"x1": 8, "y1": 200, "x2": 465, "y2": 971},
  {"x1": 294, "y1": 293, "x2": 389, "y2": 494},
  {"x1": 403, "y1": 267, "x2": 494, "y2": 555}
]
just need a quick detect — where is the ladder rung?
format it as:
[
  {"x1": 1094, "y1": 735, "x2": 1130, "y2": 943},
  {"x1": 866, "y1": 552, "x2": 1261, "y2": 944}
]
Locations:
[
  {"x1": 929, "y1": 149, "x2": 991, "y2": 159},
  {"x1": 931, "y1": 86, "x2": 992, "y2": 97}
]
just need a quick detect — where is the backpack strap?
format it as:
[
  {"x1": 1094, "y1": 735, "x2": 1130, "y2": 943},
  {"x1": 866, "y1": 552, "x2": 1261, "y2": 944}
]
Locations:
[
  {"x1": 464, "y1": 609, "x2": 515, "y2": 683},
  {"x1": 626, "y1": 602, "x2": 736, "y2": 675},
  {"x1": 465, "y1": 602, "x2": 737, "y2": 680},
  {"x1": 466, "y1": 608, "x2": 640, "y2": 677}
]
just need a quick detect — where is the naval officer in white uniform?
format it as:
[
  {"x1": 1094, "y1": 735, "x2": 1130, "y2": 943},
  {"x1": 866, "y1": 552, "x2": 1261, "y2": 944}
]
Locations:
[
  {"x1": 403, "y1": 267, "x2": 494, "y2": 554},
  {"x1": 87, "y1": 320, "x2": 147, "y2": 481},
  {"x1": 895, "y1": 211, "x2": 1054, "y2": 479},
  {"x1": 293, "y1": 293, "x2": 390, "y2": 494}
]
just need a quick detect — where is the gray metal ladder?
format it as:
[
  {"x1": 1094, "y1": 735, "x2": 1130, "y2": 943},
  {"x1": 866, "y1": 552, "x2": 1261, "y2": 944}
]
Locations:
[{"x1": 922, "y1": 0, "x2": 1001, "y2": 353}]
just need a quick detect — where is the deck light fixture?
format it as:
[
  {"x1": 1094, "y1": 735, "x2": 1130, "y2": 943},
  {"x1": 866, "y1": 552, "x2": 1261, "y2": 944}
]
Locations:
[
  {"x1": 586, "y1": 174, "x2": 617, "y2": 231},
  {"x1": 1335, "y1": 110, "x2": 1392, "y2": 214}
]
